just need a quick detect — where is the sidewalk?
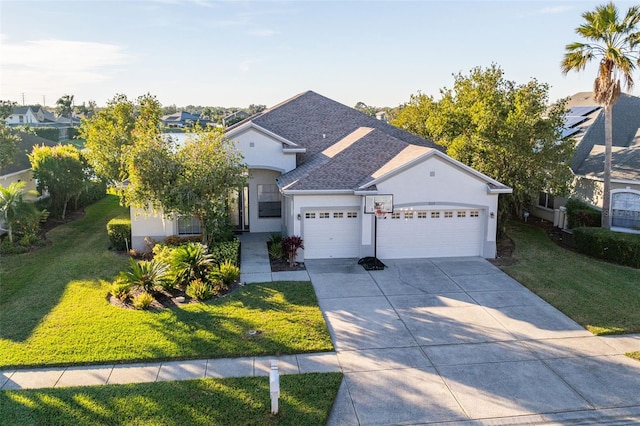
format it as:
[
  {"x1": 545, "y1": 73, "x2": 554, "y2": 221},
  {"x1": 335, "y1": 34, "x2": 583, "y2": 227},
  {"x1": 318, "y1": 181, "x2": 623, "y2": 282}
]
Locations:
[{"x1": 1, "y1": 232, "x2": 327, "y2": 391}]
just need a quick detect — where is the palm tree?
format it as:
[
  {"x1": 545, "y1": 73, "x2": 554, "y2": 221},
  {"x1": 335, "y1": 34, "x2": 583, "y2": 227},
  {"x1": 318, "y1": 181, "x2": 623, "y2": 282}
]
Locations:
[
  {"x1": 55, "y1": 94, "x2": 74, "y2": 119},
  {"x1": 0, "y1": 181, "x2": 36, "y2": 243},
  {"x1": 561, "y1": 2, "x2": 640, "y2": 229}
]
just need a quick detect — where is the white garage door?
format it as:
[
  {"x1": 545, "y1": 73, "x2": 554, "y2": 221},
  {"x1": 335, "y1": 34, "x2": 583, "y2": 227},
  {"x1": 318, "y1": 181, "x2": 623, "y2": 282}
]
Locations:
[
  {"x1": 377, "y1": 209, "x2": 484, "y2": 258},
  {"x1": 303, "y1": 209, "x2": 361, "y2": 259}
]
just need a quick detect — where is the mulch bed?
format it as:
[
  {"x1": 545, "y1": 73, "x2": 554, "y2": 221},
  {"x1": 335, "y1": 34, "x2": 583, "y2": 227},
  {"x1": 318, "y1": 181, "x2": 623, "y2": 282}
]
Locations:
[{"x1": 266, "y1": 241, "x2": 306, "y2": 272}]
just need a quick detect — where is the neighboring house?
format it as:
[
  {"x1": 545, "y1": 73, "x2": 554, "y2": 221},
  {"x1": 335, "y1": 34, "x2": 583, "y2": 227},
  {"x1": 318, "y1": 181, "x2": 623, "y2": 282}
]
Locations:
[
  {"x1": 5, "y1": 106, "x2": 59, "y2": 126},
  {"x1": 161, "y1": 111, "x2": 209, "y2": 128},
  {"x1": 0, "y1": 131, "x2": 58, "y2": 197},
  {"x1": 532, "y1": 92, "x2": 640, "y2": 233},
  {"x1": 131, "y1": 91, "x2": 512, "y2": 260},
  {"x1": 222, "y1": 110, "x2": 250, "y2": 127}
]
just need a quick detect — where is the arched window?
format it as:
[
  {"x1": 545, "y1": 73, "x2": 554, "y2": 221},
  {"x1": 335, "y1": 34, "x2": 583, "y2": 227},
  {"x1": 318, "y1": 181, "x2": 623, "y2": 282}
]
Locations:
[{"x1": 611, "y1": 190, "x2": 640, "y2": 231}]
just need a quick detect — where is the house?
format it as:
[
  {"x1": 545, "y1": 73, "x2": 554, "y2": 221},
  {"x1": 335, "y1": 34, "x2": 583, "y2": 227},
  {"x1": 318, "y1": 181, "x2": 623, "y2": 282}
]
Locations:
[
  {"x1": 222, "y1": 110, "x2": 250, "y2": 127},
  {"x1": 131, "y1": 91, "x2": 512, "y2": 260},
  {"x1": 532, "y1": 92, "x2": 640, "y2": 233},
  {"x1": 5, "y1": 106, "x2": 58, "y2": 126},
  {"x1": 0, "y1": 131, "x2": 58, "y2": 197},
  {"x1": 161, "y1": 111, "x2": 209, "y2": 128}
]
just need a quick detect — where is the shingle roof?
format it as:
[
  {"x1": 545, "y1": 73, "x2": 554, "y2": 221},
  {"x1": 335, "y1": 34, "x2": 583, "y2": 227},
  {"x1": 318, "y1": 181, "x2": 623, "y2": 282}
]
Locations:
[
  {"x1": 241, "y1": 90, "x2": 444, "y2": 164},
  {"x1": 0, "y1": 132, "x2": 59, "y2": 176},
  {"x1": 568, "y1": 92, "x2": 640, "y2": 180}
]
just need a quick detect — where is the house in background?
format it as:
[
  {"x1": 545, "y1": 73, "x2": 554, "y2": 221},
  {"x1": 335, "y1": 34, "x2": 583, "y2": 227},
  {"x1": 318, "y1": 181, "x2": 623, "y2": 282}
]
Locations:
[
  {"x1": 5, "y1": 106, "x2": 78, "y2": 140},
  {"x1": 222, "y1": 110, "x2": 250, "y2": 127},
  {"x1": 131, "y1": 91, "x2": 512, "y2": 260},
  {"x1": 532, "y1": 92, "x2": 640, "y2": 233},
  {"x1": 161, "y1": 111, "x2": 210, "y2": 128},
  {"x1": 0, "y1": 131, "x2": 58, "y2": 197}
]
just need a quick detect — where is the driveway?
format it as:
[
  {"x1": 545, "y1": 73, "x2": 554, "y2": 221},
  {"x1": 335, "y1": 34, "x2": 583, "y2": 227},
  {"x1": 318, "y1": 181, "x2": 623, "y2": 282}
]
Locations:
[{"x1": 306, "y1": 257, "x2": 640, "y2": 425}]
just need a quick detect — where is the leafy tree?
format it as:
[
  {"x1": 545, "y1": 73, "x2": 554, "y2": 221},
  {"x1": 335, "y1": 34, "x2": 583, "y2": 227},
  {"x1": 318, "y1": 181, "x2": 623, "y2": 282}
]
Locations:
[
  {"x1": 29, "y1": 144, "x2": 89, "y2": 219},
  {"x1": 561, "y1": 2, "x2": 640, "y2": 229},
  {"x1": 125, "y1": 129, "x2": 247, "y2": 246},
  {"x1": 247, "y1": 104, "x2": 266, "y2": 115},
  {"x1": 55, "y1": 94, "x2": 74, "y2": 118},
  {"x1": 0, "y1": 181, "x2": 38, "y2": 243},
  {"x1": 80, "y1": 93, "x2": 162, "y2": 184},
  {"x1": 392, "y1": 65, "x2": 574, "y2": 233},
  {"x1": 354, "y1": 101, "x2": 378, "y2": 117},
  {"x1": 0, "y1": 100, "x2": 20, "y2": 170}
]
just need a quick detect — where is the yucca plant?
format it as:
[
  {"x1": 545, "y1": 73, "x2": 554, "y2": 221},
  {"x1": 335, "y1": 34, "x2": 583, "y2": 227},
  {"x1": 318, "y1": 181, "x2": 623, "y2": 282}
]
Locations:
[
  {"x1": 119, "y1": 257, "x2": 170, "y2": 293},
  {"x1": 171, "y1": 242, "x2": 215, "y2": 286}
]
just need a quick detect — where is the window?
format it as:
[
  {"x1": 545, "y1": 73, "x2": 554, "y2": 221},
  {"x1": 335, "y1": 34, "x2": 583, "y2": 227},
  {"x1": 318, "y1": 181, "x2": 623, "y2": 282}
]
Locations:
[
  {"x1": 538, "y1": 192, "x2": 555, "y2": 210},
  {"x1": 444, "y1": 211, "x2": 453, "y2": 218},
  {"x1": 319, "y1": 212, "x2": 330, "y2": 219},
  {"x1": 305, "y1": 212, "x2": 316, "y2": 219},
  {"x1": 333, "y1": 212, "x2": 344, "y2": 219},
  {"x1": 347, "y1": 211, "x2": 358, "y2": 218},
  {"x1": 611, "y1": 191, "x2": 640, "y2": 230},
  {"x1": 177, "y1": 216, "x2": 202, "y2": 235},
  {"x1": 431, "y1": 212, "x2": 440, "y2": 219},
  {"x1": 18, "y1": 115, "x2": 24, "y2": 123},
  {"x1": 470, "y1": 210, "x2": 479, "y2": 217},
  {"x1": 391, "y1": 212, "x2": 401, "y2": 219},
  {"x1": 457, "y1": 211, "x2": 466, "y2": 218},
  {"x1": 258, "y1": 184, "x2": 281, "y2": 218},
  {"x1": 404, "y1": 211, "x2": 414, "y2": 219},
  {"x1": 417, "y1": 211, "x2": 427, "y2": 219}
]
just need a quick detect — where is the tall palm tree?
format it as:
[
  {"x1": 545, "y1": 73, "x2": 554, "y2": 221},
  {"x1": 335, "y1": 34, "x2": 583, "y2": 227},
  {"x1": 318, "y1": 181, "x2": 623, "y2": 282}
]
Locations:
[
  {"x1": 55, "y1": 94, "x2": 74, "y2": 119},
  {"x1": 561, "y1": 2, "x2": 640, "y2": 229}
]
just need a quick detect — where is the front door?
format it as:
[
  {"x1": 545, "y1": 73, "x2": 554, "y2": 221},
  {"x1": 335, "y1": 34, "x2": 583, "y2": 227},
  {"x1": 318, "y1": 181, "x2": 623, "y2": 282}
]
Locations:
[{"x1": 230, "y1": 186, "x2": 250, "y2": 231}]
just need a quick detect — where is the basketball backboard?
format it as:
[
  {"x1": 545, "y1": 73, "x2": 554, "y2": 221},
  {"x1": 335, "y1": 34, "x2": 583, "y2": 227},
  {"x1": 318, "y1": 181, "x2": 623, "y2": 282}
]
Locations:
[{"x1": 364, "y1": 194, "x2": 394, "y2": 214}]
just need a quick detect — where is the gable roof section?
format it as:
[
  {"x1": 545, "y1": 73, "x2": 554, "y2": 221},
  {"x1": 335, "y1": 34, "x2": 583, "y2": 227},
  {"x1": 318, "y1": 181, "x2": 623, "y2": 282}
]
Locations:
[
  {"x1": 231, "y1": 91, "x2": 444, "y2": 164},
  {"x1": 1, "y1": 132, "x2": 59, "y2": 176},
  {"x1": 568, "y1": 92, "x2": 640, "y2": 181}
]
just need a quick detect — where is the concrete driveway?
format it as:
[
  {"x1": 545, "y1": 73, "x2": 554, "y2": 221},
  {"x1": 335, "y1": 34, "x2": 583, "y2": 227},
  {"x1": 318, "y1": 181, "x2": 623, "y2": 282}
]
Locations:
[{"x1": 306, "y1": 257, "x2": 640, "y2": 425}]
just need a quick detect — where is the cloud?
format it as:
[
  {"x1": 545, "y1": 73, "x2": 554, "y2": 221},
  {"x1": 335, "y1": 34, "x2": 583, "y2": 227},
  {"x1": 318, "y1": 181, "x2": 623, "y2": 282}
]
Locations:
[
  {"x1": 248, "y1": 29, "x2": 278, "y2": 37},
  {"x1": 536, "y1": 5, "x2": 574, "y2": 15},
  {"x1": 0, "y1": 37, "x2": 129, "y2": 97}
]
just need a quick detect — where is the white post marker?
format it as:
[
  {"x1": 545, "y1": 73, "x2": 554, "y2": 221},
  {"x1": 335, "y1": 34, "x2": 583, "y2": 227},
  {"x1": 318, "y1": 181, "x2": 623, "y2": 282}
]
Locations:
[{"x1": 270, "y1": 360, "x2": 280, "y2": 414}]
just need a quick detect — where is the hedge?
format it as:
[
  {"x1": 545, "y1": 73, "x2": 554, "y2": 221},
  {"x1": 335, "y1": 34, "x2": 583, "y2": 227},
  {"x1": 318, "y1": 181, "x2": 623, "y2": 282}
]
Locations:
[
  {"x1": 107, "y1": 218, "x2": 131, "y2": 251},
  {"x1": 33, "y1": 127, "x2": 60, "y2": 142},
  {"x1": 573, "y1": 227, "x2": 640, "y2": 268},
  {"x1": 209, "y1": 238, "x2": 240, "y2": 266},
  {"x1": 565, "y1": 199, "x2": 601, "y2": 228}
]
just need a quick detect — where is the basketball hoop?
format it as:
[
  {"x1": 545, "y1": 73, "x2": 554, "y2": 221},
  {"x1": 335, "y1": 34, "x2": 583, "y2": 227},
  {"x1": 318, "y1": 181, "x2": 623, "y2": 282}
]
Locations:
[{"x1": 375, "y1": 209, "x2": 388, "y2": 219}]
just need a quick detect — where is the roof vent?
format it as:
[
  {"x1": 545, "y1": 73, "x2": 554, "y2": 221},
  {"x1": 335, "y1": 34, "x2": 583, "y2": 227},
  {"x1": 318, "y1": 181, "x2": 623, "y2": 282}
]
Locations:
[{"x1": 322, "y1": 133, "x2": 326, "y2": 139}]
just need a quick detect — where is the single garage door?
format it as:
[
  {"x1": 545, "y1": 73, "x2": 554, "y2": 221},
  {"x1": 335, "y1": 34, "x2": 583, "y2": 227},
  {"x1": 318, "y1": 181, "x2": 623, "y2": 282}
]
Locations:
[
  {"x1": 377, "y1": 209, "x2": 484, "y2": 258},
  {"x1": 303, "y1": 209, "x2": 361, "y2": 259}
]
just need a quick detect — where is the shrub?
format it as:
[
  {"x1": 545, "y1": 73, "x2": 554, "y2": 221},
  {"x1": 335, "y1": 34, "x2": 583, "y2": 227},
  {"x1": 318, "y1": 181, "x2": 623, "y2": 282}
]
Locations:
[
  {"x1": 269, "y1": 240, "x2": 283, "y2": 259},
  {"x1": 162, "y1": 235, "x2": 202, "y2": 246},
  {"x1": 282, "y1": 235, "x2": 304, "y2": 267},
  {"x1": 209, "y1": 238, "x2": 240, "y2": 266},
  {"x1": 269, "y1": 232, "x2": 283, "y2": 244},
  {"x1": 171, "y1": 242, "x2": 215, "y2": 286},
  {"x1": 0, "y1": 238, "x2": 29, "y2": 255},
  {"x1": 152, "y1": 244, "x2": 177, "y2": 265},
  {"x1": 76, "y1": 179, "x2": 107, "y2": 208},
  {"x1": 186, "y1": 279, "x2": 215, "y2": 301},
  {"x1": 217, "y1": 260, "x2": 240, "y2": 286},
  {"x1": 33, "y1": 127, "x2": 60, "y2": 142},
  {"x1": 573, "y1": 227, "x2": 640, "y2": 268},
  {"x1": 119, "y1": 257, "x2": 170, "y2": 293},
  {"x1": 109, "y1": 279, "x2": 132, "y2": 301},
  {"x1": 132, "y1": 291, "x2": 154, "y2": 309},
  {"x1": 565, "y1": 199, "x2": 601, "y2": 228},
  {"x1": 107, "y1": 218, "x2": 131, "y2": 251}
]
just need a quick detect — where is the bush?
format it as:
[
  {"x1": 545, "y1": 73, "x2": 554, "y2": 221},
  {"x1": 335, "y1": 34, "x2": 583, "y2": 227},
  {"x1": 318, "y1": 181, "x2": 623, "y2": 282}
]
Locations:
[
  {"x1": 186, "y1": 279, "x2": 215, "y2": 301},
  {"x1": 152, "y1": 244, "x2": 177, "y2": 265},
  {"x1": 282, "y1": 235, "x2": 304, "y2": 267},
  {"x1": 217, "y1": 260, "x2": 240, "y2": 285},
  {"x1": 573, "y1": 227, "x2": 640, "y2": 268},
  {"x1": 107, "y1": 218, "x2": 131, "y2": 251},
  {"x1": 269, "y1": 232, "x2": 283, "y2": 244},
  {"x1": 565, "y1": 199, "x2": 601, "y2": 228},
  {"x1": 119, "y1": 258, "x2": 170, "y2": 293},
  {"x1": 171, "y1": 242, "x2": 215, "y2": 286},
  {"x1": 0, "y1": 238, "x2": 29, "y2": 255},
  {"x1": 33, "y1": 127, "x2": 60, "y2": 142},
  {"x1": 76, "y1": 179, "x2": 107, "y2": 208},
  {"x1": 109, "y1": 279, "x2": 132, "y2": 301},
  {"x1": 209, "y1": 238, "x2": 240, "y2": 266},
  {"x1": 162, "y1": 235, "x2": 202, "y2": 246},
  {"x1": 268, "y1": 241, "x2": 283, "y2": 259},
  {"x1": 132, "y1": 292, "x2": 154, "y2": 309}
]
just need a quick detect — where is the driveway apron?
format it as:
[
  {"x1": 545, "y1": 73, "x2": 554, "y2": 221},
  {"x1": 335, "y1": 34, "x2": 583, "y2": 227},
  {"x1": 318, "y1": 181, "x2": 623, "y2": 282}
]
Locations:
[{"x1": 306, "y1": 257, "x2": 640, "y2": 425}]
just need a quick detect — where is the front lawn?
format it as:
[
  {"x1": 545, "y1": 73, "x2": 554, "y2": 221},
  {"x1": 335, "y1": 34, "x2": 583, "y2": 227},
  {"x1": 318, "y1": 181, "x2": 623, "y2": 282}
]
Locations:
[
  {"x1": 502, "y1": 221, "x2": 640, "y2": 335},
  {"x1": 0, "y1": 373, "x2": 343, "y2": 425},
  {"x1": 0, "y1": 195, "x2": 333, "y2": 369}
]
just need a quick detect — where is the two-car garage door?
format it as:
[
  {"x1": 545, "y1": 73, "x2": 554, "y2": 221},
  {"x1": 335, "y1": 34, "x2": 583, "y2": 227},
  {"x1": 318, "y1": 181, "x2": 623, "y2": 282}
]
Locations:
[{"x1": 303, "y1": 207, "x2": 484, "y2": 259}]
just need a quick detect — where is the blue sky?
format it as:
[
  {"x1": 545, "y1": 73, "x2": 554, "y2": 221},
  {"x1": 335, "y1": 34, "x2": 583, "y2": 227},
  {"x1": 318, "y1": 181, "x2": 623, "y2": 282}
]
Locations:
[{"x1": 1, "y1": 0, "x2": 638, "y2": 109}]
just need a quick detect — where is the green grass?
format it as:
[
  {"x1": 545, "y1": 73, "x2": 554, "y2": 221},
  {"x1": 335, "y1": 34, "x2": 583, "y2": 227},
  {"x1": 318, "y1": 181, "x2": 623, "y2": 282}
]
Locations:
[
  {"x1": 502, "y1": 221, "x2": 640, "y2": 335},
  {"x1": 0, "y1": 373, "x2": 343, "y2": 425},
  {"x1": 0, "y1": 195, "x2": 333, "y2": 369}
]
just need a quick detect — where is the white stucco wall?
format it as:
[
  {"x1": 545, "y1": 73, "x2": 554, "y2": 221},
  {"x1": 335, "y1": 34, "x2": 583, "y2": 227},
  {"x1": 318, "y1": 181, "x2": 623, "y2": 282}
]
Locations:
[
  {"x1": 0, "y1": 169, "x2": 39, "y2": 199},
  {"x1": 247, "y1": 169, "x2": 283, "y2": 233},
  {"x1": 228, "y1": 128, "x2": 297, "y2": 172}
]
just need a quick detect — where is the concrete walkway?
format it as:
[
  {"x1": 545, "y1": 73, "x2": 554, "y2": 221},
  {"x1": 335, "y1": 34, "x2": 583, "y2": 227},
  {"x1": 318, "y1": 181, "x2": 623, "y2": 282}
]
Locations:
[{"x1": 308, "y1": 257, "x2": 640, "y2": 425}]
